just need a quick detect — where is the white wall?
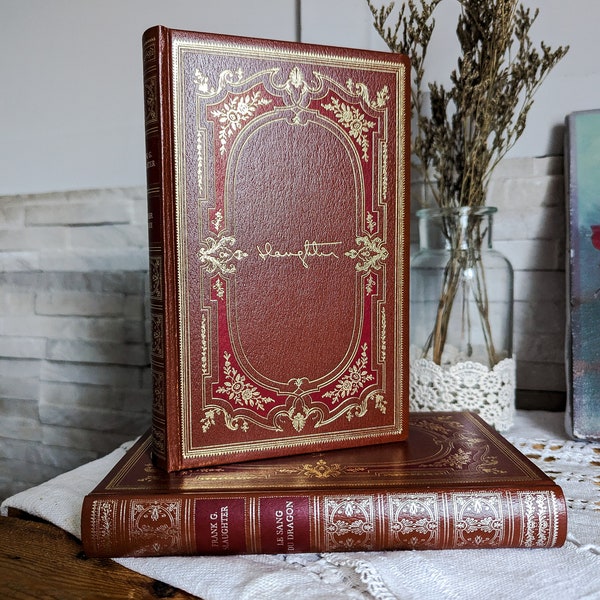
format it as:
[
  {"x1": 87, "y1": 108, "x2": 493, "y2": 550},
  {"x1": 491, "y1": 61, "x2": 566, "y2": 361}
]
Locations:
[
  {"x1": 302, "y1": 0, "x2": 600, "y2": 160},
  {"x1": 1, "y1": 0, "x2": 599, "y2": 195},
  {"x1": 0, "y1": 0, "x2": 296, "y2": 195}
]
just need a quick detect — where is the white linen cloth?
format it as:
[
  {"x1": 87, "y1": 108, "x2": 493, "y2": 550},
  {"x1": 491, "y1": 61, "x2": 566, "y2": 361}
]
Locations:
[{"x1": 2, "y1": 410, "x2": 600, "y2": 600}]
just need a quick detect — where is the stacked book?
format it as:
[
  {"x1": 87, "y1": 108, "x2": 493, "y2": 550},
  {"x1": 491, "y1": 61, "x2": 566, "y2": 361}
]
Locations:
[{"x1": 81, "y1": 26, "x2": 567, "y2": 558}]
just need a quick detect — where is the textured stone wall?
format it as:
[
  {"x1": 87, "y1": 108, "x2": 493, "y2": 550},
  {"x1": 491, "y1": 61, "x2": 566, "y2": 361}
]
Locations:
[
  {"x1": 0, "y1": 187, "x2": 151, "y2": 501},
  {"x1": 489, "y1": 157, "x2": 566, "y2": 405},
  {"x1": 0, "y1": 156, "x2": 567, "y2": 501},
  {"x1": 411, "y1": 156, "x2": 566, "y2": 409}
]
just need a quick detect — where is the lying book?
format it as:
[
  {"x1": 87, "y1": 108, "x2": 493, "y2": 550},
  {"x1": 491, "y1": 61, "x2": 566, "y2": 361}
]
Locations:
[
  {"x1": 81, "y1": 412, "x2": 567, "y2": 557},
  {"x1": 142, "y1": 25, "x2": 411, "y2": 471}
]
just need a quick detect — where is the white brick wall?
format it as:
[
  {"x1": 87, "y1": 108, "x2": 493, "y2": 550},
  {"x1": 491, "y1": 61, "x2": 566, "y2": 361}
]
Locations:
[
  {"x1": 0, "y1": 157, "x2": 567, "y2": 501},
  {"x1": 411, "y1": 156, "x2": 567, "y2": 408},
  {"x1": 490, "y1": 157, "x2": 566, "y2": 402},
  {"x1": 0, "y1": 187, "x2": 151, "y2": 501}
]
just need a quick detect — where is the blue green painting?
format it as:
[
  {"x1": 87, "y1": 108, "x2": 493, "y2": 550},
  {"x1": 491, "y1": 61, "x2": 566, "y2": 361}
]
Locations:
[{"x1": 566, "y1": 109, "x2": 600, "y2": 440}]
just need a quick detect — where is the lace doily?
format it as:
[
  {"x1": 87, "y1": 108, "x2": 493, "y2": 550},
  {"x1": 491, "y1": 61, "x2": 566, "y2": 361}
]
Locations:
[
  {"x1": 409, "y1": 357, "x2": 516, "y2": 431},
  {"x1": 504, "y1": 411, "x2": 600, "y2": 556},
  {"x1": 2, "y1": 411, "x2": 599, "y2": 600}
]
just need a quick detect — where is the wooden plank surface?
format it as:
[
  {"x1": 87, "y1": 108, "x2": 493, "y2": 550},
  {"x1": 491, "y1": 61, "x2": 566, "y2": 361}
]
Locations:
[{"x1": 0, "y1": 516, "x2": 202, "y2": 599}]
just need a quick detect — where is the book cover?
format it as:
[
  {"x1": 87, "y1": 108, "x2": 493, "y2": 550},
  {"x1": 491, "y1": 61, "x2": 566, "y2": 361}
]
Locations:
[
  {"x1": 565, "y1": 110, "x2": 600, "y2": 441},
  {"x1": 143, "y1": 26, "x2": 411, "y2": 470},
  {"x1": 81, "y1": 412, "x2": 567, "y2": 557}
]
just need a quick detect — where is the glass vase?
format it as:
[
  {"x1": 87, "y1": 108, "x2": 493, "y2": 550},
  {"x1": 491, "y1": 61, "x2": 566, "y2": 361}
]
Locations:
[{"x1": 409, "y1": 206, "x2": 515, "y2": 430}]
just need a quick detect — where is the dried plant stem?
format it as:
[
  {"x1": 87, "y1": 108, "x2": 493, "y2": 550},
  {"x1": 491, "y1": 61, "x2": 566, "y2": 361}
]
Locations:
[
  {"x1": 367, "y1": 0, "x2": 567, "y2": 366},
  {"x1": 421, "y1": 216, "x2": 498, "y2": 367},
  {"x1": 429, "y1": 254, "x2": 461, "y2": 363}
]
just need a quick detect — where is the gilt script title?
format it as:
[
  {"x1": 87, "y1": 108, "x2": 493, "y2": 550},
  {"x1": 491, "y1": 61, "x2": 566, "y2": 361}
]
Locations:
[{"x1": 257, "y1": 240, "x2": 342, "y2": 269}]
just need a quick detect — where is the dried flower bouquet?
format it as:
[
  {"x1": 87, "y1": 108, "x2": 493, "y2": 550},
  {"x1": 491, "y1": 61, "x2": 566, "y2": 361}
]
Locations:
[{"x1": 367, "y1": 0, "x2": 568, "y2": 366}]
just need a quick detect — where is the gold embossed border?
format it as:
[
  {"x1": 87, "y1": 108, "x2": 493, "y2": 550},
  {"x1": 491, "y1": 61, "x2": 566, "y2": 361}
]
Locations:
[{"x1": 171, "y1": 35, "x2": 409, "y2": 460}]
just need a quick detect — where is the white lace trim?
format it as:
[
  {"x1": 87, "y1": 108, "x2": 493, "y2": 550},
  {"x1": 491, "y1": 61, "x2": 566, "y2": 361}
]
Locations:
[
  {"x1": 280, "y1": 552, "x2": 398, "y2": 599},
  {"x1": 567, "y1": 533, "x2": 600, "y2": 555},
  {"x1": 409, "y1": 356, "x2": 516, "y2": 431},
  {"x1": 321, "y1": 554, "x2": 399, "y2": 600}
]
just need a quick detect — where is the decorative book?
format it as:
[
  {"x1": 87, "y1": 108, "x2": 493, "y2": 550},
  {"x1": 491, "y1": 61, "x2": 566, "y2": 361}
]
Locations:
[
  {"x1": 80, "y1": 412, "x2": 567, "y2": 557},
  {"x1": 565, "y1": 110, "x2": 600, "y2": 441},
  {"x1": 142, "y1": 26, "x2": 411, "y2": 470}
]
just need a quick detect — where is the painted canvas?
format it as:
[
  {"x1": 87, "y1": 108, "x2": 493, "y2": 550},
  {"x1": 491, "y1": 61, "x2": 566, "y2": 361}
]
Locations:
[{"x1": 565, "y1": 109, "x2": 600, "y2": 440}]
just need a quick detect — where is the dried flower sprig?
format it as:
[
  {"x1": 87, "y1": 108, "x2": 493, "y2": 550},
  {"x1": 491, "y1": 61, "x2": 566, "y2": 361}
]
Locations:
[
  {"x1": 367, "y1": 0, "x2": 569, "y2": 208},
  {"x1": 368, "y1": 0, "x2": 568, "y2": 368}
]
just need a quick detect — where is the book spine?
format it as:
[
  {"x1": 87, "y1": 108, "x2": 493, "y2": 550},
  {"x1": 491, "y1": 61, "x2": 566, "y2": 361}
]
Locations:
[
  {"x1": 82, "y1": 487, "x2": 567, "y2": 557},
  {"x1": 142, "y1": 26, "x2": 177, "y2": 470}
]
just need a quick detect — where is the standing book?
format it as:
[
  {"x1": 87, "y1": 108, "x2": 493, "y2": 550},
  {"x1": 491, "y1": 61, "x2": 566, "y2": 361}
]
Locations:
[
  {"x1": 564, "y1": 110, "x2": 600, "y2": 441},
  {"x1": 81, "y1": 412, "x2": 567, "y2": 557},
  {"x1": 142, "y1": 25, "x2": 411, "y2": 471}
]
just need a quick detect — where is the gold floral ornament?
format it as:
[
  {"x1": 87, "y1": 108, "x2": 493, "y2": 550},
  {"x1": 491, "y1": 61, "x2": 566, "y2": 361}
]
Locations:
[
  {"x1": 327, "y1": 515, "x2": 375, "y2": 539},
  {"x1": 212, "y1": 92, "x2": 272, "y2": 155},
  {"x1": 298, "y1": 459, "x2": 343, "y2": 479},
  {"x1": 342, "y1": 391, "x2": 387, "y2": 422},
  {"x1": 346, "y1": 79, "x2": 390, "y2": 110},
  {"x1": 366, "y1": 212, "x2": 377, "y2": 234},
  {"x1": 277, "y1": 460, "x2": 367, "y2": 478},
  {"x1": 197, "y1": 235, "x2": 248, "y2": 274},
  {"x1": 323, "y1": 97, "x2": 375, "y2": 160},
  {"x1": 212, "y1": 277, "x2": 225, "y2": 299},
  {"x1": 288, "y1": 66, "x2": 305, "y2": 88},
  {"x1": 211, "y1": 209, "x2": 223, "y2": 232},
  {"x1": 215, "y1": 351, "x2": 275, "y2": 411},
  {"x1": 345, "y1": 235, "x2": 389, "y2": 272},
  {"x1": 430, "y1": 447, "x2": 472, "y2": 469},
  {"x1": 194, "y1": 67, "x2": 243, "y2": 96},
  {"x1": 290, "y1": 408, "x2": 308, "y2": 433},
  {"x1": 282, "y1": 66, "x2": 313, "y2": 107},
  {"x1": 200, "y1": 406, "x2": 251, "y2": 433},
  {"x1": 325, "y1": 498, "x2": 376, "y2": 547},
  {"x1": 323, "y1": 343, "x2": 374, "y2": 403},
  {"x1": 149, "y1": 256, "x2": 162, "y2": 300}
]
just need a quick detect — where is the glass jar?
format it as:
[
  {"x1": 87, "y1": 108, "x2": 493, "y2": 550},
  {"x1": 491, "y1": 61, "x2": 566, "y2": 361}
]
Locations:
[{"x1": 409, "y1": 206, "x2": 515, "y2": 430}]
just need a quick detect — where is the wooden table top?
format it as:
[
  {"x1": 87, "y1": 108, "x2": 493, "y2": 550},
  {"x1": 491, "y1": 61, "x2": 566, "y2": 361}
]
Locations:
[{"x1": 0, "y1": 515, "x2": 202, "y2": 599}]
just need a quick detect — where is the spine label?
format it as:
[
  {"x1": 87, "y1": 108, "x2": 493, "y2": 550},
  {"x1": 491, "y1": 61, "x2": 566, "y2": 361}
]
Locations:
[
  {"x1": 258, "y1": 496, "x2": 311, "y2": 553},
  {"x1": 195, "y1": 498, "x2": 247, "y2": 554}
]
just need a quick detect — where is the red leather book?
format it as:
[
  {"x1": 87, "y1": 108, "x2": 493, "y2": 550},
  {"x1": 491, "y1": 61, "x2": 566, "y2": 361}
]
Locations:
[
  {"x1": 81, "y1": 412, "x2": 567, "y2": 557},
  {"x1": 142, "y1": 25, "x2": 411, "y2": 471}
]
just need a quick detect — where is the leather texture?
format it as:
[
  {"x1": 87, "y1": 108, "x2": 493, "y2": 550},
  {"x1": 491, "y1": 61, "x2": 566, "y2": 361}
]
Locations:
[
  {"x1": 81, "y1": 411, "x2": 568, "y2": 557},
  {"x1": 143, "y1": 25, "x2": 411, "y2": 471}
]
